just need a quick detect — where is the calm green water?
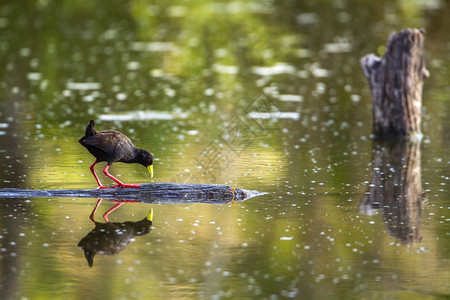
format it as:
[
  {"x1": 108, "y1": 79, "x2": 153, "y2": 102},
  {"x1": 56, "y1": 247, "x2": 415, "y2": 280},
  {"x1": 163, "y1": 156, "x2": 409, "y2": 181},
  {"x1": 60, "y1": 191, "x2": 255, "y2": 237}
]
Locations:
[{"x1": 0, "y1": 1, "x2": 449, "y2": 299}]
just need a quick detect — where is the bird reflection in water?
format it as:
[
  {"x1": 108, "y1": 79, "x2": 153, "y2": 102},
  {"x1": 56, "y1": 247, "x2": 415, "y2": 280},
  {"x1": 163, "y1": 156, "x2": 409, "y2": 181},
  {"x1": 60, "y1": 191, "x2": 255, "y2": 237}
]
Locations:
[
  {"x1": 78, "y1": 198, "x2": 154, "y2": 267},
  {"x1": 360, "y1": 140, "x2": 425, "y2": 244},
  {"x1": 89, "y1": 197, "x2": 140, "y2": 223}
]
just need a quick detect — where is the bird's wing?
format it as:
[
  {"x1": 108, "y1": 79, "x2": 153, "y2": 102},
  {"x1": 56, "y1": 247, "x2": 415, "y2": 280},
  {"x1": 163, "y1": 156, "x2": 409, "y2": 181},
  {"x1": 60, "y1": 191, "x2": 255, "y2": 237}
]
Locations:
[{"x1": 82, "y1": 130, "x2": 134, "y2": 157}]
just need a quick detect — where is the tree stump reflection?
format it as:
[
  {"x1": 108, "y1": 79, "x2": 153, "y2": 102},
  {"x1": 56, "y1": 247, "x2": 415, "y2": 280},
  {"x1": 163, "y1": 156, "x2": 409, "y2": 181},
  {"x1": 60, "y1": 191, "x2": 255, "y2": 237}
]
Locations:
[{"x1": 360, "y1": 140, "x2": 424, "y2": 244}]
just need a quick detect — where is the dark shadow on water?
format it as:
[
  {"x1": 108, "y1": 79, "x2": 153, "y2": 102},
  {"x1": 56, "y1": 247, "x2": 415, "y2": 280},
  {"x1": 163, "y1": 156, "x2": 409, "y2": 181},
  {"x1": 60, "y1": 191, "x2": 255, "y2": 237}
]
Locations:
[
  {"x1": 78, "y1": 202, "x2": 154, "y2": 268},
  {"x1": 360, "y1": 139, "x2": 425, "y2": 244}
]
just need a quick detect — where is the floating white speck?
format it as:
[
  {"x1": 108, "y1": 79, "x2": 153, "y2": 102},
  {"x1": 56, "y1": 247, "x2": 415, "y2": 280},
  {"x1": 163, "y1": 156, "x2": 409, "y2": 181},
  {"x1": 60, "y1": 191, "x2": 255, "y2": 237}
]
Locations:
[
  {"x1": 295, "y1": 48, "x2": 311, "y2": 58},
  {"x1": 186, "y1": 130, "x2": 199, "y2": 136},
  {"x1": 151, "y1": 69, "x2": 164, "y2": 77},
  {"x1": 67, "y1": 82, "x2": 101, "y2": 90},
  {"x1": 278, "y1": 94, "x2": 303, "y2": 102},
  {"x1": 165, "y1": 88, "x2": 176, "y2": 97},
  {"x1": 131, "y1": 41, "x2": 176, "y2": 52},
  {"x1": 168, "y1": 6, "x2": 188, "y2": 17},
  {"x1": 248, "y1": 112, "x2": 300, "y2": 120},
  {"x1": 82, "y1": 95, "x2": 95, "y2": 102},
  {"x1": 27, "y1": 72, "x2": 42, "y2": 81},
  {"x1": 20, "y1": 48, "x2": 31, "y2": 57},
  {"x1": 311, "y1": 67, "x2": 330, "y2": 78},
  {"x1": 351, "y1": 94, "x2": 361, "y2": 103},
  {"x1": 213, "y1": 64, "x2": 239, "y2": 74},
  {"x1": 204, "y1": 88, "x2": 215, "y2": 96},
  {"x1": 323, "y1": 42, "x2": 352, "y2": 53},
  {"x1": 208, "y1": 2, "x2": 272, "y2": 14},
  {"x1": 116, "y1": 93, "x2": 127, "y2": 101},
  {"x1": 280, "y1": 236, "x2": 293, "y2": 241},
  {"x1": 127, "y1": 61, "x2": 141, "y2": 70},
  {"x1": 252, "y1": 63, "x2": 296, "y2": 76},
  {"x1": 99, "y1": 110, "x2": 190, "y2": 121},
  {"x1": 296, "y1": 12, "x2": 318, "y2": 24}
]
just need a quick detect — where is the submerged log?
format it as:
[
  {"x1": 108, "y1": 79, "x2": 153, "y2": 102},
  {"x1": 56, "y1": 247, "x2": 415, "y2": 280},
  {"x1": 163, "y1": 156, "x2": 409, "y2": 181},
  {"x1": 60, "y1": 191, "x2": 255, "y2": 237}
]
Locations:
[
  {"x1": 361, "y1": 28, "x2": 429, "y2": 139},
  {"x1": 0, "y1": 183, "x2": 265, "y2": 204},
  {"x1": 360, "y1": 140, "x2": 424, "y2": 244}
]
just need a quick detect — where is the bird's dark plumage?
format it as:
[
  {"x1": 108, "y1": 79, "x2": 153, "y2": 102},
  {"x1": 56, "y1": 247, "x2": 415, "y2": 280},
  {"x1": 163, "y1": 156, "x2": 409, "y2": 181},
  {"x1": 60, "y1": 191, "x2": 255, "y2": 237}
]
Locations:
[{"x1": 79, "y1": 120, "x2": 153, "y2": 189}]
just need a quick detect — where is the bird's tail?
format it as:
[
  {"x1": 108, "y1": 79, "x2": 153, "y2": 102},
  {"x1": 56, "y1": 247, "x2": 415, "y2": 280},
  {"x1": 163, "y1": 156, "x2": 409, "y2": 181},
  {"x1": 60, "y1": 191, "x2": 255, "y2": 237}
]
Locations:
[{"x1": 85, "y1": 120, "x2": 97, "y2": 137}]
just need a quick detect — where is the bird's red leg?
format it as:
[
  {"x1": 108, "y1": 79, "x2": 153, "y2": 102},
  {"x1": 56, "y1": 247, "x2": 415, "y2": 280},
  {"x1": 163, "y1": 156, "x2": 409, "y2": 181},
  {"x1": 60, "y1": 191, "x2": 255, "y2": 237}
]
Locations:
[
  {"x1": 90, "y1": 162, "x2": 109, "y2": 189},
  {"x1": 103, "y1": 165, "x2": 141, "y2": 188},
  {"x1": 103, "y1": 202, "x2": 124, "y2": 223},
  {"x1": 89, "y1": 198, "x2": 103, "y2": 222}
]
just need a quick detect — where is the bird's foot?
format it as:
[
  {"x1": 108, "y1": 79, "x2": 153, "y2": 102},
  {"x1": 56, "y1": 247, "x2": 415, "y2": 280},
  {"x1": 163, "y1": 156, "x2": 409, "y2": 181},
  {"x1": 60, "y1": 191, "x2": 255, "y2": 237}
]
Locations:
[
  {"x1": 95, "y1": 184, "x2": 141, "y2": 189},
  {"x1": 113, "y1": 183, "x2": 142, "y2": 188},
  {"x1": 96, "y1": 185, "x2": 111, "y2": 189}
]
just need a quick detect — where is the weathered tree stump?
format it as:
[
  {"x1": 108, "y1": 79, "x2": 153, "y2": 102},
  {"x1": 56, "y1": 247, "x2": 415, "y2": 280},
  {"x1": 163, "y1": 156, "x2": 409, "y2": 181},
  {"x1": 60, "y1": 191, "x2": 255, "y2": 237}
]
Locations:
[
  {"x1": 360, "y1": 140, "x2": 424, "y2": 244},
  {"x1": 361, "y1": 28, "x2": 429, "y2": 139}
]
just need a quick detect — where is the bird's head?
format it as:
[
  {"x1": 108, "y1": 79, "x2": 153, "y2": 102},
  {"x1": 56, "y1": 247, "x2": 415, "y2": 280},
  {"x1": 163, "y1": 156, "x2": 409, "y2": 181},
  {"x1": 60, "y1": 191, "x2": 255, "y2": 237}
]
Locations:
[{"x1": 137, "y1": 149, "x2": 154, "y2": 178}]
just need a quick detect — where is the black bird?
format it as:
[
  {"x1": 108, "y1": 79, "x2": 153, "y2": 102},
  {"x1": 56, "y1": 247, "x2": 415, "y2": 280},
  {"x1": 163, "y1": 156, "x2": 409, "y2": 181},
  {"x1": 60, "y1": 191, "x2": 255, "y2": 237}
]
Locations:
[{"x1": 79, "y1": 120, "x2": 153, "y2": 189}]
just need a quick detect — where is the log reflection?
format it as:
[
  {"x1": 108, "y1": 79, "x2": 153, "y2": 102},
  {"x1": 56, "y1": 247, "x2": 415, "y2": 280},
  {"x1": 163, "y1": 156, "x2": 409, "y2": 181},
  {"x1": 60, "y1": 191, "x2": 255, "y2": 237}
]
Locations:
[
  {"x1": 78, "y1": 206, "x2": 154, "y2": 267},
  {"x1": 360, "y1": 140, "x2": 424, "y2": 244}
]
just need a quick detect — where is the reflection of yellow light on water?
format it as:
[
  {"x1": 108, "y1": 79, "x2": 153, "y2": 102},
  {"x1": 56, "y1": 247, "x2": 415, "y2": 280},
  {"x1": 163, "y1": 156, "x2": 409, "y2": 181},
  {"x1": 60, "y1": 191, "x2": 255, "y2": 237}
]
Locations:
[{"x1": 229, "y1": 147, "x2": 287, "y2": 181}]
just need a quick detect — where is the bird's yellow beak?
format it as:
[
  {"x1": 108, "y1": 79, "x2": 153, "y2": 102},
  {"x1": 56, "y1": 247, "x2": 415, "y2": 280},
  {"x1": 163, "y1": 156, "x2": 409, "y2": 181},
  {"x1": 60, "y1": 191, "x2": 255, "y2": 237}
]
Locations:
[{"x1": 147, "y1": 164, "x2": 154, "y2": 178}]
